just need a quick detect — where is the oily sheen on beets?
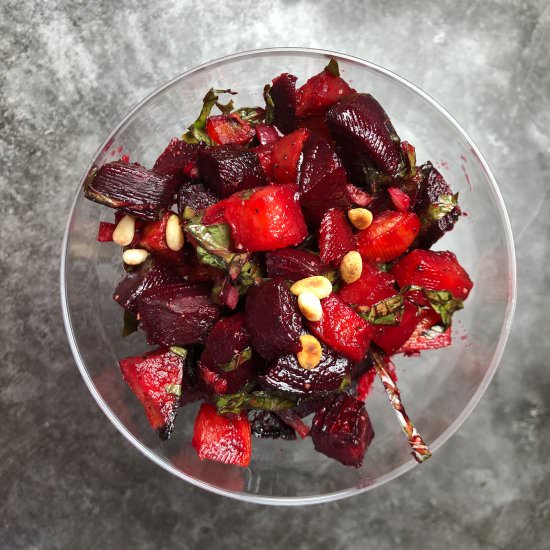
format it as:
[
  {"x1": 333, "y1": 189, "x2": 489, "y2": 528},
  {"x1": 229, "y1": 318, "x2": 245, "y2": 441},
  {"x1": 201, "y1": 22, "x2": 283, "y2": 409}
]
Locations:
[{"x1": 84, "y1": 58, "x2": 472, "y2": 469}]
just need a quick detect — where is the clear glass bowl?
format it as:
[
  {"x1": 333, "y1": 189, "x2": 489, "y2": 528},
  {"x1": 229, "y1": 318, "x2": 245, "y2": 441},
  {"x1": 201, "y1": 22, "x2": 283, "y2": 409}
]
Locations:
[{"x1": 61, "y1": 48, "x2": 516, "y2": 505}]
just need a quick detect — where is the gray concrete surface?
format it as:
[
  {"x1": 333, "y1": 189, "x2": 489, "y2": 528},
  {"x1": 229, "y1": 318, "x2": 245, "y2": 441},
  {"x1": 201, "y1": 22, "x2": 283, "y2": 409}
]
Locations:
[{"x1": 2, "y1": 0, "x2": 549, "y2": 548}]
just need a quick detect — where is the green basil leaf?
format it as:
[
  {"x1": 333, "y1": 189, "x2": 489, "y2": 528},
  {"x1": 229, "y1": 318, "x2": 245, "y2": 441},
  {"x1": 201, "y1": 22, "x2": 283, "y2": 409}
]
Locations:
[
  {"x1": 169, "y1": 346, "x2": 188, "y2": 359},
  {"x1": 360, "y1": 293, "x2": 404, "y2": 325},
  {"x1": 232, "y1": 106, "x2": 266, "y2": 125},
  {"x1": 426, "y1": 193, "x2": 459, "y2": 221},
  {"x1": 339, "y1": 373, "x2": 352, "y2": 390},
  {"x1": 122, "y1": 310, "x2": 138, "y2": 337},
  {"x1": 165, "y1": 384, "x2": 182, "y2": 397},
  {"x1": 216, "y1": 98, "x2": 235, "y2": 114},
  {"x1": 324, "y1": 57, "x2": 340, "y2": 77},
  {"x1": 214, "y1": 390, "x2": 296, "y2": 415},
  {"x1": 218, "y1": 347, "x2": 253, "y2": 372},
  {"x1": 263, "y1": 84, "x2": 275, "y2": 125},
  {"x1": 421, "y1": 288, "x2": 464, "y2": 328}
]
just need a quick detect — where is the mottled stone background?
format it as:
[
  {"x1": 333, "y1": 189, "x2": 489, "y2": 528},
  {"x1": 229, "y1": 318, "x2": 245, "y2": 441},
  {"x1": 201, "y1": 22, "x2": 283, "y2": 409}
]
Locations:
[{"x1": 2, "y1": 0, "x2": 549, "y2": 548}]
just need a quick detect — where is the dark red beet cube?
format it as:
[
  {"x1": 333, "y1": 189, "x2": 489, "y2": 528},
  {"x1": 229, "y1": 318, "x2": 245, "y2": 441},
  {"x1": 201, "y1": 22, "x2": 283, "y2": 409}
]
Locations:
[
  {"x1": 271, "y1": 128, "x2": 310, "y2": 184},
  {"x1": 119, "y1": 347, "x2": 184, "y2": 439},
  {"x1": 270, "y1": 73, "x2": 298, "y2": 134},
  {"x1": 265, "y1": 249, "x2": 326, "y2": 281},
  {"x1": 113, "y1": 258, "x2": 180, "y2": 314},
  {"x1": 192, "y1": 403, "x2": 252, "y2": 467},
  {"x1": 198, "y1": 145, "x2": 267, "y2": 198},
  {"x1": 245, "y1": 278, "x2": 303, "y2": 360},
  {"x1": 177, "y1": 183, "x2": 218, "y2": 217},
  {"x1": 197, "y1": 360, "x2": 256, "y2": 395},
  {"x1": 318, "y1": 208, "x2": 357, "y2": 267},
  {"x1": 311, "y1": 393, "x2": 375, "y2": 467},
  {"x1": 391, "y1": 249, "x2": 473, "y2": 301},
  {"x1": 84, "y1": 161, "x2": 179, "y2": 221},
  {"x1": 307, "y1": 294, "x2": 373, "y2": 363},
  {"x1": 206, "y1": 114, "x2": 255, "y2": 146},
  {"x1": 248, "y1": 410, "x2": 296, "y2": 440},
  {"x1": 138, "y1": 283, "x2": 221, "y2": 346},
  {"x1": 326, "y1": 93, "x2": 407, "y2": 179},
  {"x1": 153, "y1": 138, "x2": 203, "y2": 180}
]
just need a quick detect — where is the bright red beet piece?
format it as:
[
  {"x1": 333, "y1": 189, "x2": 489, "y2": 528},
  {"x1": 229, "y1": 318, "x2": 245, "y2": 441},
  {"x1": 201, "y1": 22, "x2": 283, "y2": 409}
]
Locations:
[
  {"x1": 318, "y1": 208, "x2": 357, "y2": 267},
  {"x1": 119, "y1": 347, "x2": 183, "y2": 439},
  {"x1": 388, "y1": 187, "x2": 411, "y2": 212},
  {"x1": 296, "y1": 67, "x2": 355, "y2": 118},
  {"x1": 271, "y1": 128, "x2": 310, "y2": 184},
  {"x1": 338, "y1": 262, "x2": 397, "y2": 308},
  {"x1": 97, "y1": 221, "x2": 116, "y2": 242},
  {"x1": 198, "y1": 145, "x2": 267, "y2": 198},
  {"x1": 391, "y1": 249, "x2": 473, "y2": 301},
  {"x1": 265, "y1": 249, "x2": 325, "y2": 281},
  {"x1": 307, "y1": 294, "x2": 373, "y2": 362},
  {"x1": 245, "y1": 278, "x2": 303, "y2": 360},
  {"x1": 192, "y1": 403, "x2": 252, "y2": 467},
  {"x1": 372, "y1": 302, "x2": 420, "y2": 355},
  {"x1": 357, "y1": 210, "x2": 420, "y2": 263},
  {"x1": 198, "y1": 360, "x2": 256, "y2": 395},
  {"x1": 252, "y1": 143, "x2": 275, "y2": 180},
  {"x1": 311, "y1": 393, "x2": 375, "y2": 467},
  {"x1": 206, "y1": 114, "x2": 255, "y2": 146},
  {"x1": 153, "y1": 138, "x2": 203, "y2": 180},
  {"x1": 138, "y1": 211, "x2": 182, "y2": 266},
  {"x1": 138, "y1": 283, "x2": 221, "y2": 346},
  {"x1": 255, "y1": 124, "x2": 280, "y2": 146},
  {"x1": 220, "y1": 184, "x2": 308, "y2": 252},
  {"x1": 398, "y1": 308, "x2": 452, "y2": 353},
  {"x1": 270, "y1": 73, "x2": 298, "y2": 134}
]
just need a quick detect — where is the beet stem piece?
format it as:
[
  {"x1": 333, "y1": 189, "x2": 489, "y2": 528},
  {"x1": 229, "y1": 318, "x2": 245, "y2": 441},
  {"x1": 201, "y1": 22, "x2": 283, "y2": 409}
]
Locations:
[{"x1": 371, "y1": 349, "x2": 431, "y2": 463}]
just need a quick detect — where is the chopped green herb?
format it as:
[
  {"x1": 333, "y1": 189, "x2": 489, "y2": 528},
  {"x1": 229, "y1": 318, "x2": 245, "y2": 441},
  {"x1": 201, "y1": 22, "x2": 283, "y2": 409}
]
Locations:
[
  {"x1": 324, "y1": 57, "x2": 340, "y2": 77},
  {"x1": 122, "y1": 310, "x2": 138, "y2": 337},
  {"x1": 218, "y1": 347, "x2": 253, "y2": 372}
]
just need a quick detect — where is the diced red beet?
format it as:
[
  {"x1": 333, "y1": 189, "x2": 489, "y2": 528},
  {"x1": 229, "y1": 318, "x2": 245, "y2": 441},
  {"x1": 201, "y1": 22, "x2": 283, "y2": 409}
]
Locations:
[
  {"x1": 97, "y1": 221, "x2": 116, "y2": 242},
  {"x1": 192, "y1": 403, "x2": 252, "y2": 467},
  {"x1": 311, "y1": 393, "x2": 374, "y2": 467},
  {"x1": 372, "y1": 302, "x2": 420, "y2": 355},
  {"x1": 200, "y1": 313, "x2": 250, "y2": 366},
  {"x1": 271, "y1": 128, "x2": 310, "y2": 184},
  {"x1": 298, "y1": 134, "x2": 351, "y2": 225},
  {"x1": 198, "y1": 145, "x2": 267, "y2": 198},
  {"x1": 307, "y1": 294, "x2": 373, "y2": 363},
  {"x1": 113, "y1": 258, "x2": 180, "y2": 313},
  {"x1": 197, "y1": 360, "x2": 256, "y2": 395},
  {"x1": 391, "y1": 249, "x2": 473, "y2": 301},
  {"x1": 298, "y1": 115, "x2": 332, "y2": 141},
  {"x1": 252, "y1": 143, "x2": 275, "y2": 180},
  {"x1": 338, "y1": 262, "x2": 397, "y2": 308},
  {"x1": 249, "y1": 410, "x2": 296, "y2": 440},
  {"x1": 218, "y1": 184, "x2": 308, "y2": 252},
  {"x1": 206, "y1": 114, "x2": 255, "y2": 146},
  {"x1": 265, "y1": 249, "x2": 325, "y2": 281},
  {"x1": 138, "y1": 283, "x2": 221, "y2": 346},
  {"x1": 119, "y1": 347, "x2": 183, "y2": 439},
  {"x1": 262, "y1": 337, "x2": 352, "y2": 395},
  {"x1": 388, "y1": 187, "x2": 411, "y2": 212},
  {"x1": 84, "y1": 161, "x2": 179, "y2": 221},
  {"x1": 153, "y1": 138, "x2": 203, "y2": 180},
  {"x1": 255, "y1": 124, "x2": 280, "y2": 146},
  {"x1": 270, "y1": 73, "x2": 298, "y2": 134},
  {"x1": 318, "y1": 208, "x2": 357, "y2": 267},
  {"x1": 138, "y1": 211, "x2": 183, "y2": 266},
  {"x1": 413, "y1": 162, "x2": 461, "y2": 248},
  {"x1": 326, "y1": 93, "x2": 408, "y2": 180},
  {"x1": 397, "y1": 308, "x2": 451, "y2": 353},
  {"x1": 275, "y1": 409, "x2": 310, "y2": 439},
  {"x1": 346, "y1": 184, "x2": 373, "y2": 207},
  {"x1": 245, "y1": 278, "x2": 303, "y2": 360},
  {"x1": 357, "y1": 210, "x2": 420, "y2": 263},
  {"x1": 177, "y1": 183, "x2": 218, "y2": 217},
  {"x1": 296, "y1": 67, "x2": 355, "y2": 118}
]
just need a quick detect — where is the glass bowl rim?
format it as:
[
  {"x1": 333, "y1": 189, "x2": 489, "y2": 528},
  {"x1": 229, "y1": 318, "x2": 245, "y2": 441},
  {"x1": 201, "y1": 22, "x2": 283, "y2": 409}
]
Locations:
[{"x1": 60, "y1": 46, "x2": 517, "y2": 506}]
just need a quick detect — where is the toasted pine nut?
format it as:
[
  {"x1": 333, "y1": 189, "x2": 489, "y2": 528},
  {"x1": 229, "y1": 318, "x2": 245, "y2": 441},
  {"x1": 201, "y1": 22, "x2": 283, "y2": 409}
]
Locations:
[
  {"x1": 297, "y1": 291, "x2": 323, "y2": 322},
  {"x1": 290, "y1": 276, "x2": 332, "y2": 299},
  {"x1": 165, "y1": 214, "x2": 184, "y2": 251},
  {"x1": 297, "y1": 334, "x2": 323, "y2": 370},
  {"x1": 348, "y1": 208, "x2": 373, "y2": 230},
  {"x1": 340, "y1": 251, "x2": 363, "y2": 284},
  {"x1": 113, "y1": 215, "x2": 135, "y2": 246},
  {"x1": 122, "y1": 248, "x2": 149, "y2": 266}
]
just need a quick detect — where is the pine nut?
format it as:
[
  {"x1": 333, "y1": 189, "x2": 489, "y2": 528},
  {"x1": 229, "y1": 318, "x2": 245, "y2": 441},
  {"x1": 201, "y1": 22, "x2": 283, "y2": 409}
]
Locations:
[
  {"x1": 340, "y1": 251, "x2": 363, "y2": 284},
  {"x1": 290, "y1": 276, "x2": 332, "y2": 299},
  {"x1": 297, "y1": 291, "x2": 323, "y2": 322},
  {"x1": 112, "y1": 215, "x2": 135, "y2": 246},
  {"x1": 297, "y1": 334, "x2": 322, "y2": 370},
  {"x1": 122, "y1": 248, "x2": 149, "y2": 266},
  {"x1": 165, "y1": 214, "x2": 184, "y2": 251},
  {"x1": 348, "y1": 208, "x2": 373, "y2": 230}
]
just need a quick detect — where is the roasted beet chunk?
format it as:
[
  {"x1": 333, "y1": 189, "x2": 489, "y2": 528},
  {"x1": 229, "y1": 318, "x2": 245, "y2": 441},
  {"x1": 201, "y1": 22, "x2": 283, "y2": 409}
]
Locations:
[
  {"x1": 153, "y1": 138, "x2": 203, "y2": 180},
  {"x1": 299, "y1": 134, "x2": 351, "y2": 225},
  {"x1": 272, "y1": 128, "x2": 310, "y2": 184},
  {"x1": 326, "y1": 93, "x2": 407, "y2": 181},
  {"x1": 113, "y1": 258, "x2": 180, "y2": 313},
  {"x1": 270, "y1": 73, "x2": 298, "y2": 134},
  {"x1": 192, "y1": 403, "x2": 252, "y2": 467},
  {"x1": 311, "y1": 393, "x2": 374, "y2": 467},
  {"x1": 245, "y1": 278, "x2": 303, "y2": 360},
  {"x1": 266, "y1": 249, "x2": 325, "y2": 281},
  {"x1": 318, "y1": 208, "x2": 357, "y2": 267},
  {"x1": 177, "y1": 183, "x2": 218, "y2": 217},
  {"x1": 262, "y1": 339, "x2": 352, "y2": 395},
  {"x1": 119, "y1": 347, "x2": 184, "y2": 439},
  {"x1": 198, "y1": 145, "x2": 267, "y2": 198},
  {"x1": 138, "y1": 283, "x2": 221, "y2": 346},
  {"x1": 413, "y1": 162, "x2": 461, "y2": 248},
  {"x1": 248, "y1": 410, "x2": 296, "y2": 440},
  {"x1": 338, "y1": 262, "x2": 397, "y2": 309},
  {"x1": 84, "y1": 161, "x2": 179, "y2": 221},
  {"x1": 372, "y1": 302, "x2": 420, "y2": 355}
]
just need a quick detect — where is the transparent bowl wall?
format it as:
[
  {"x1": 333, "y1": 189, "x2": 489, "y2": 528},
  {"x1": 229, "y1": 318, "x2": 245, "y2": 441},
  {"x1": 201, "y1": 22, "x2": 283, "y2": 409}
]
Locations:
[{"x1": 61, "y1": 49, "x2": 515, "y2": 505}]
